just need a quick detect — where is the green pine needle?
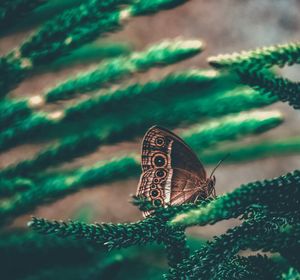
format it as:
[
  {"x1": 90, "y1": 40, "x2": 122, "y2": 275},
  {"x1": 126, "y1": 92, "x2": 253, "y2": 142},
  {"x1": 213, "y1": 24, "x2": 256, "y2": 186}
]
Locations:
[
  {"x1": 208, "y1": 42, "x2": 300, "y2": 70},
  {"x1": 0, "y1": 177, "x2": 34, "y2": 196},
  {"x1": 201, "y1": 136, "x2": 300, "y2": 164},
  {"x1": 45, "y1": 39, "x2": 203, "y2": 102},
  {"x1": 170, "y1": 170, "x2": 300, "y2": 227},
  {"x1": 0, "y1": 156, "x2": 139, "y2": 222},
  {"x1": 0, "y1": 0, "x2": 46, "y2": 29},
  {"x1": 239, "y1": 70, "x2": 300, "y2": 109},
  {"x1": 0, "y1": 110, "x2": 282, "y2": 197},
  {"x1": 0, "y1": 39, "x2": 203, "y2": 129},
  {"x1": 282, "y1": 268, "x2": 300, "y2": 280},
  {"x1": 212, "y1": 255, "x2": 282, "y2": 280},
  {"x1": 168, "y1": 212, "x2": 300, "y2": 279}
]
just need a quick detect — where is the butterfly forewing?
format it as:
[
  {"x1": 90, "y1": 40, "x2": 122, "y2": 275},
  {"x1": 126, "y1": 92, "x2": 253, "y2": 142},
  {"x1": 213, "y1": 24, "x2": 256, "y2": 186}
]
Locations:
[{"x1": 141, "y1": 126, "x2": 206, "y2": 178}]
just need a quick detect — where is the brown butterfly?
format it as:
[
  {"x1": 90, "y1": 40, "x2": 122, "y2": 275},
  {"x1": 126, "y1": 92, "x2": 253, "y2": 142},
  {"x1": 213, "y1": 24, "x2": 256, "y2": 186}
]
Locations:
[{"x1": 136, "y1": 125, "x2": 217, "y2": 217}]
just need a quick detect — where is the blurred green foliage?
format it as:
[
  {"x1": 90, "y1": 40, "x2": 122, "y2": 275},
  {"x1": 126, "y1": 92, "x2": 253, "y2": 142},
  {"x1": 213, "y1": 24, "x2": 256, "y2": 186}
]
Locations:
[{"x1": 0, "y1": 0, "x2": 299, "y2": 279}]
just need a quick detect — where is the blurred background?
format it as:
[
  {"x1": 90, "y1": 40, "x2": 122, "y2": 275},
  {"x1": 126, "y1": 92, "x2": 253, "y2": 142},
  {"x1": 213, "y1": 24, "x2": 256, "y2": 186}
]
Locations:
[{"x1": 0, "y1": 0, "x2": 299, "y2": 241}]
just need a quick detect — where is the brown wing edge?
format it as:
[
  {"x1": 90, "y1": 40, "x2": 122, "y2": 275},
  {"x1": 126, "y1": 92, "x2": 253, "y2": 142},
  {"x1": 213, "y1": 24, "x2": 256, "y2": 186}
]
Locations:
[{"x1": 141, "y1": 125, "x2": 207, "y2": 177}]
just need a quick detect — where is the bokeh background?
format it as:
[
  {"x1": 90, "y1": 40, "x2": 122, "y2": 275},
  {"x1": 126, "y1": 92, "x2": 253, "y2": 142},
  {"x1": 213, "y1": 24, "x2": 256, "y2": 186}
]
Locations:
[{"x1": 1, "y1": 0, "x2": 300, "y2": 240}]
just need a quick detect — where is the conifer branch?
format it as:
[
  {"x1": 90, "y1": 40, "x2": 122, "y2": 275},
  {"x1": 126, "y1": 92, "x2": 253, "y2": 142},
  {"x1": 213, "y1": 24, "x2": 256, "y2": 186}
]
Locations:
[
  {"x1": 45, "y1": 39, "x2": 203, "y2": 102},
  {"x1": 0, "y1": 70, "x2": 221, "y2": 151},
  {"x1": 0, "y1": 112, "x2": 57, "y2": 151},
  {"x1": 212, "y1": 255, "x2": 282, "y2": 280},
  {"x1": 168, "y1": 212, "x2": 300, "y2": 279},
  {"x1": 18, "y1": 0, "x2": 189, "y2": 65},
  {"x1": 28, "y1": 201, "x2": 202, "y2": 267},
  {"x1": 239, "y1": 70, "x2": 300, "y2": 109},
  {"x1": 0, "y1": 0, "x2": 46, "y2": 29},
  {"x1": 18, "y1": 0, "x2": 133, "y2": 64},
  {"x1": 282, "y1": 268, "x2": 300, "y2": 280},
  {"x1": 208, "y1": 42, "x2": 300, "y2": 70},
  {"x1": 0, "y1": 156, "x2": 139, "y2": 223},
  {"x1": 0, "y1": 177, "x2": 34, "y2": 196},
  {"x1": 0, "y1": 133, "x2": 104, "y2": 178},
  {"x1": 0, "y1": 56, "x2": 30, "y2": 97},
  {"x1": 201, "y1": 136, "x2": 300, "y2": 164},
  {"x1": 1, "y1": 0, "x2": 188, "y2": 97},
  {"x1": 182, "y1": 110, "x2": 283, "y2": 151},
  {"x1": 28, "y1": 204, "x2": 190, "y2": 249},
  {"x1": 0, "y1": 69, "x2": 217, "y2": 151},
  {"x1": 49, "y1": 41, "x2": 131, "y2": 69},
  {"x1": 0, "y1": 39, "x2": 203, "y2": 129},
  {"x1": 0, "y1": 99, "x2": 31, "y2": 130},
  {"x1": 161, "y1": 228, "x2": 189, "y2": 268},
  {"x1": 170, "y1": 170, "x2": 300, "y2": 227},
  {"x1": 0, "y1": 110, "x2": 282, "y2": 197},
  {"x1": 62, "y1": 69, "x2": 218, "y2": 120}
]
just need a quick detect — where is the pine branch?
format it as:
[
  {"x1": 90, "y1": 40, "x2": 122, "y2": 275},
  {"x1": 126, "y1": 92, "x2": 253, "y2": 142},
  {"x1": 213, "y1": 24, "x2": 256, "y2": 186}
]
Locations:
[
  {"x1": 161, "y1": 228, "x2": 189, "y2": 268},
  {"x1": 0, "y1": 156, "x2": 139, "y2": 223},
  {"x1": 201, "y1": 136, "x2": 300, "y2": 164},
  {"x1": 28, "y1": 201, "x2": 204, "y2": 267},
  {"x1": 45, "y1": 39, "x2": 203, "y2": 102},
  {"x1": 1, "y1": 0, "x2": 188, "y2": 97},
  {"x1": 0, "y1": 132, "x2": 103, "y2": 178},
  {"x1": 27, "y1": 208, "x2": 181, "y2": 249},
  {"x1": 49, "y1": 41, "x2": 131, "y2": 69},
  {"x1": 0, "y1": 0, "x2": 46, "y2": 29},
  {"x1": 170, "y1": 170, "x2": 300, "y2": 227},
  {"x1": 0, "y1": 56, "x2": 30, "y2": 97},
  {"x1": 0, "y1": 177, "x2": 34, "y2": 196},
  {"x1": 0, "y1": 70, "x2": 220, "y2": 151},
  {"x1": 0, "y1": 112, "x2": 57, "y2": 151},
  {"x1": 212, "y1": 255, "x2": 282, "y2": 280},
  {"x1": 208, "y1": 42, "x2": 300, "y2": 71},
  {"x1": 18, "y1": 0, "x2": 133, "y2": 63},
  {"x1": 168, "y1": 212, "x2": 300, "y2": 279},
  {"x1": 0, "y1": 99, "x2": 31, "y2": 130},
  {"x1": 18, "y1": 0, "x2": 188, "y2": 65},
  {"x1": 1, "y1": 82, "x2": 274, "y2": 153},
  {"x1": 182, "y1": 110, "x2": 283, "y2": 151},
  {"x1": 239, "y1": 70, "x2": 300, "y2": 109},
  {"x1": 282, "y1": 268, "x2": 300, "y2": 280},
  {"x1": 0, "y1": 39, "x2": 203, "y2": 129},
  {"x1": 62, "y1": 69, "x2": 218, "y2": 120},
  {"x1": 0, "y1": 110, "x2": 282, "y2": 197}
]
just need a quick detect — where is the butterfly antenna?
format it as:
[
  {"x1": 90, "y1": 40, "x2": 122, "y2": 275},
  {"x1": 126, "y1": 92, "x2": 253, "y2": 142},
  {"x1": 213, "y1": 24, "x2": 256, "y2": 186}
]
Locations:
[{"x1": 209, "y1": 153, "x2": 230, "y2": 178}]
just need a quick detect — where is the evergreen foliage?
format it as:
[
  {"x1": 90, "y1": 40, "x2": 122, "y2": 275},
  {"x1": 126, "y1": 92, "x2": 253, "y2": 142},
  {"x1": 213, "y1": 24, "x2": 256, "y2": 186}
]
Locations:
[{"x1": 0, "y1": 1, "x2": 299, "y2": 279}]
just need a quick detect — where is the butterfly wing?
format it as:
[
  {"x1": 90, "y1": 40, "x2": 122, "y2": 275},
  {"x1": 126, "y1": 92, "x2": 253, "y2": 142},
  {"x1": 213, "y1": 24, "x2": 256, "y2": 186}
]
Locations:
[
  {"x1": 137, "y1": 168, "x2": 208, "y2": 217},
  {"x1": 141, "y1": 126, "x2": 206, "y2": 178}
]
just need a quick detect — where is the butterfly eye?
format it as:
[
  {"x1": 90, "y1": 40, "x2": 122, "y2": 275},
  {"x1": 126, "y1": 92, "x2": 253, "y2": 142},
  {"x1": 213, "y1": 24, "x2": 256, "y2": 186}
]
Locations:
[
  {"x1": 150, "y1": 189, "x2": 159, "y2": 197},
  {"x1": 154, "y1": 155, "x2": 166, "y2": 167},
  {"x1": 155, "y1": 169, "x2": 166, "y2": 178},
  {"x1": 155, "y1": 137, "x2": 165, "y2": 146},
  {"x1": 153, "y1": 199, "x2": 162, "y2": 207}
]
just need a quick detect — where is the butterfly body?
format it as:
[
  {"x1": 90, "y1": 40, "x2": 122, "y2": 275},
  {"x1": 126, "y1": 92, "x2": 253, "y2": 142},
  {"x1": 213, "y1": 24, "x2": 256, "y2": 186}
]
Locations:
[{"x1": 136, "y1": 126, "x2": 216, "y2": 217}]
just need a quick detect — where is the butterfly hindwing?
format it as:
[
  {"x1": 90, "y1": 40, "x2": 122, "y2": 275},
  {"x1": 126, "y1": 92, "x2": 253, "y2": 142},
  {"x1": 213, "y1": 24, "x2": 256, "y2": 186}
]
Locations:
[
  {"x1": 137, "y1": 168, "x2": 207, "y2": 217},
  {"x1": 141, "y1": 126, "x2": 206, "y2": 178},
  {"x1": 169, "y1": 168, "x2": 208, "y2": 205}
]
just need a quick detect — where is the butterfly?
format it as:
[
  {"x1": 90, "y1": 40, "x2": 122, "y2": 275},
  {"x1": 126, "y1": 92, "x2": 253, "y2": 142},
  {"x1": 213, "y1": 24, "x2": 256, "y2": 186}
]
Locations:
[{"x1": 136, "y1": 125, "x2": 217, "y2": 217}]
